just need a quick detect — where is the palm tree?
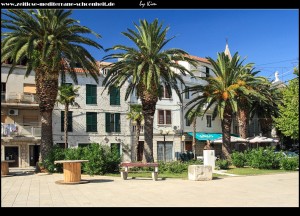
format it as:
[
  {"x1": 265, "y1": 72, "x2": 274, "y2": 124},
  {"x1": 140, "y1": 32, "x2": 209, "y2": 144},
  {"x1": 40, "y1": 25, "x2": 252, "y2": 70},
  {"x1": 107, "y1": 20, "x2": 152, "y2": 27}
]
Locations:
[
  {"x1": 102, "y1": 19, "x2": 198, "y2": 162},
  {"x1": 186, "y1": 52, "x2": 252, "y2": 159},
  {"x1": 235, "y1": 68, "x2": 269, "y2": 138},
  {"x1": 186, "y1": 108, "x2": 203, "y2": 159},
  {"x1": 1, "y1": 9, "x2": 102, "y2": 162},
  {"x1": 250, "y1": 81, "x2": 282, "y2": 136},
  {"x1": 57, "y1": 84, "x2": 80, "y2": 149},
  {"x1": 127, "y1": 104, "x2": 144, "y2": 161}
]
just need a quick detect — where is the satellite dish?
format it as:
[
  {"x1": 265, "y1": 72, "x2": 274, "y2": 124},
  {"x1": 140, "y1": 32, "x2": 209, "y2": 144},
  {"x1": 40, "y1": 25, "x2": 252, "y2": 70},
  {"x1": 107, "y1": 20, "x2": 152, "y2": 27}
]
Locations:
[{"x1": 173, "y1": 126, "x2": 177, "y2": 130}]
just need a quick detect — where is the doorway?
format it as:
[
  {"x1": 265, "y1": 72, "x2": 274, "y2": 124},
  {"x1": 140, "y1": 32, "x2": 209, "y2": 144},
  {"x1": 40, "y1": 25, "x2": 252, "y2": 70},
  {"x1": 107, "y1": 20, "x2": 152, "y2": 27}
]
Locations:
[
  {"x1": 185, "y1": 141, "x2": 192, "y2": 151},
  {"x1": 157, "y1": 141, "x2": 173, "y2": 162},
  {"x1": 29, "y1": 145, "x2": 40, "y2": 166},
  {"x1": 4, "y1": 146, "x2": 19, "y2": 167},
  {"x1": 137, "y1": 141, "x2": 144, "y2": 161}
]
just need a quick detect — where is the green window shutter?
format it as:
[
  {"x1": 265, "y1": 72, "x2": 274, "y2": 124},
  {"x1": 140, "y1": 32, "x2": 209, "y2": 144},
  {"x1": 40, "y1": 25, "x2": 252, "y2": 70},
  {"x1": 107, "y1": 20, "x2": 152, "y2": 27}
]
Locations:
[
  {"x1": 86, "y1": 112, "x2": 91, "y2": 132},
  {"x1": 61, "y1": 111, "x2": 64, "y2": 132},
  {"x1": 110, "y1": 87, "x2": 120, "y2": 105},
  {"x1": 115, "y1": 88, "x2": 120, "y2": 105},
  {"x1": 86, "y1": 85, "x2": 91, "y2": 104},
  {"x1": 86, "y1": 85, "x2": 97, "y2": 104},
  {"x1": 91, "y1": 113, "x2": 97, "y2": 132},
  {"x1": 68, "y1": 111, "x2": 73, "y2": 132},
  {"x1": 115, "y1": 113, "x2": 121, "y2": 132},
  {"x1": 206, "y1": 67, "x2": 209, "y2": 77},
  {"x1": 86, "y1": 112, "x2": 97, "y2": 132},
  {"x1": 92, "y1": 85, "x2": 97, "y2": 104},
  {"x1": 105, "y1": 113, "x2": 111, "y2": 132}
]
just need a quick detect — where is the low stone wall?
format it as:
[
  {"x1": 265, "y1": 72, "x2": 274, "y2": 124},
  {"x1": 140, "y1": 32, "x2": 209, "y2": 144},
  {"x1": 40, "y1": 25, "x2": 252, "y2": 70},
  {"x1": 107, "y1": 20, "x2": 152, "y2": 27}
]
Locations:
[{"x1": 188, "y1": 165, "x2": 212, "y2": 181}]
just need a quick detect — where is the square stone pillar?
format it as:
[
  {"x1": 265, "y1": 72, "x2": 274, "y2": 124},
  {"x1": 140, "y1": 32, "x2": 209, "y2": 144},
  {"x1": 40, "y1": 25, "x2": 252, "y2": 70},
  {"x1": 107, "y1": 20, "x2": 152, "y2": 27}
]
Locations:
[{"x1": 188, "y1": 165, "x2": 212, "y2": 181}]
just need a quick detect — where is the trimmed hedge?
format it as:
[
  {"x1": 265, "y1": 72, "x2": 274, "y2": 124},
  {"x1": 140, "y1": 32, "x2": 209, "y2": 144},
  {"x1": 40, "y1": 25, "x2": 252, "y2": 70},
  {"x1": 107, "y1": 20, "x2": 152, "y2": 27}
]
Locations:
[{"x1": 43, "y1": 143, "x2": 121, "y2": 175}]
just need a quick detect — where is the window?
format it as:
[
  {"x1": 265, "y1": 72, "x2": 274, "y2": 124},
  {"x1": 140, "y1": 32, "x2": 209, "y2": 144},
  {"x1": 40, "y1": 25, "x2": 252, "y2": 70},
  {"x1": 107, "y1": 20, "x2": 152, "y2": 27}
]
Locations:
[
  {"x1": 157, "y1": 110, "x2": 172, "y2": 125},
  {"x1": 86, "y1": 112, "x2": 97, "y2": 132},
  {"x1": 111, "y1": 143, "x2": 121, "y2": 158},
  {"x1": 102, "y1": 68, "x2": 109, "y2": 76},
  {"x1": 161, "y1": 85, "x2": 171, "y2": 99},
  {"x1": 157, "y1": 141, "x2": 173, "y2": 162},
  {"x1": 61, "y1": 111, "x2": 73, "y2": 132},
  {"x1": 1, "y1": 83, "x2": 6, "y2": 102},
  {"x1": 1, "y1": 83, "x2": 6, "y2": 93},
  {"x1": 205, "y1": 67, "x2": 210, "y2": 77},
  {"x1": 185, "y1": 87, "x2": 190, "y2": 99},
  {"x1": 206, "y1": 115, "x2": 212, "y2": 128},
  {"x1": 23, "y1": 116, "x2": 38, "y2": 126},
  {"x1": 105, "y1": 113, "x2": 121, "y2": 132},
  {"x1": 86, "y1": 84, "x2": 97, "y2": 104},
  {"x1": 186, "y1": 116, "x2": 191, "y2": 126},
  {"x1": 55, "y1": 143, "x2": 65, "y2": 148},
  {"x1": 23, "y1": 84, "x2": 36, "y2": 94},
  {"x1": 110, "y1": 86, "x2": 120, "y2": 105},
  {"x1": 132, "y1": 125, "x2": 144, "y2": 133},
  {"x1": 78, "y1": 143, "x2": 91, "y2": 148}
]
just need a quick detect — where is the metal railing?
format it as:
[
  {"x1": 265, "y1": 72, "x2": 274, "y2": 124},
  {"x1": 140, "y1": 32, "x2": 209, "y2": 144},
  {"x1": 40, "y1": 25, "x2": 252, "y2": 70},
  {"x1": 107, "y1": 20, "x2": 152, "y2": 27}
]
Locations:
[
  {"x1": 1, "y1": 123, "x2": 41, "y2": 138},
  {"x1": 2, "y1": 92, "x2": 38, "y2": 104}
]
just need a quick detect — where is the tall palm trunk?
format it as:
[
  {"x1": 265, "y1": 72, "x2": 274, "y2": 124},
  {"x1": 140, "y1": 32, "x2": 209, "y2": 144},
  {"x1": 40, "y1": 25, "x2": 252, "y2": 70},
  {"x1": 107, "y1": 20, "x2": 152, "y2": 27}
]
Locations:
[
  {"x1": 36, "y1": 68, "x2": 59, "y2": 162},
  {"x1": 140, "y1": 86, "x2": 158, "y2": 163},
  {"x1": 237, "y1": 101, "x2": 249, "y2": 138},
  {"x1": 142, "y1": 109, "x2": 155, "y2": 163},
  {"x1": 221, "y1": 104, "x2": 232, "y2": 160},
  {"x1": 64, "y1": 103, "x2": 69, "y2": 149},
  {"x1": 192, "y1": 119, "x2": 196, "y2": 159},
  {"x1": 135, "y1": 120, "x2": 141, "y2": 161}
]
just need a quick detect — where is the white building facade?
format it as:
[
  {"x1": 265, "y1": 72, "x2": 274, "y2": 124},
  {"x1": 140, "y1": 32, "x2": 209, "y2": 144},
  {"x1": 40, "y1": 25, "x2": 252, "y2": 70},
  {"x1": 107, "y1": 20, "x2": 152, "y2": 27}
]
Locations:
[
  {"x1": 129, "y1": 56, "x2": 226, "y2": 161},
  {"x1": 1, "y1": 62, "x2": 133, "y2": 167}
]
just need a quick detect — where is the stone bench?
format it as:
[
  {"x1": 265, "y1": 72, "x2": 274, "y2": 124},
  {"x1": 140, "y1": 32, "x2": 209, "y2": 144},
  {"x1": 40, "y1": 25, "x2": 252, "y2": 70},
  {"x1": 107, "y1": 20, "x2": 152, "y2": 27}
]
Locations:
[
  {"x1": 120, "y1": 162, "x2": 159, "y2": 181},
  {"x1": 188, "y1": 165, "x2": 212, "y2": 181}
]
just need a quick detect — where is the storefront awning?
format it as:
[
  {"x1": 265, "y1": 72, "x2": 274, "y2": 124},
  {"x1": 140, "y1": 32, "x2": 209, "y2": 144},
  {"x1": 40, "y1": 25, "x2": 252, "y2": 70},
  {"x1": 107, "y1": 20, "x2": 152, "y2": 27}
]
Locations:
[{"x1": 187, "y1": 132, "x2": 222, "y2": 141}]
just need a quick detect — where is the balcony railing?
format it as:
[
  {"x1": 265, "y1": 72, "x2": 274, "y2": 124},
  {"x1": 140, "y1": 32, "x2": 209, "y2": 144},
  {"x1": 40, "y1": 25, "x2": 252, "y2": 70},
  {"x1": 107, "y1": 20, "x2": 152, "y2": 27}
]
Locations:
[
  {"x1": 1, "y1": 123, "x2": 41, "y2": 138},
  {"x1": 2, "y1": 92, "x2": 38, "y2": 104}
]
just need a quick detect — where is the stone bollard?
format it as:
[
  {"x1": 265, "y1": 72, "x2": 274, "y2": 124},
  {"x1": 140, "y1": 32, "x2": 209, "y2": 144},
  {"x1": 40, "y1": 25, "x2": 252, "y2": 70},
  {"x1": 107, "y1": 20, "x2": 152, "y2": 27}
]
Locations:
[
  {"x1": 188, "y1": 165, "x2": 212, "y2": 181},
  {"x1": 152, "y1": 172, "x2": 158, "y2": 181},
  {"x1": 121, "y1": 171, "x2": 128, "y2": 180}
]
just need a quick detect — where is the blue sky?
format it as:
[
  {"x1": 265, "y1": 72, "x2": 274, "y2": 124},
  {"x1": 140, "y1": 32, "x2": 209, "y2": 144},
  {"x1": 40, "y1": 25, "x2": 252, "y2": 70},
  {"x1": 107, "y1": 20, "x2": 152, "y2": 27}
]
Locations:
[{"x1": 70, "y1": 9, "x2": 298, "y2": 83}]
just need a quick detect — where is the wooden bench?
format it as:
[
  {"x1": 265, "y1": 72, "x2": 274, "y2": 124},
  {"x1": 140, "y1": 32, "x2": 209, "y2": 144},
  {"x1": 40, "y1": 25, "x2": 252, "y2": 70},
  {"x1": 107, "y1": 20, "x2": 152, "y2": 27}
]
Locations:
[{"x1": 120, "y1": 162, "x2": 159, "y2": 181}]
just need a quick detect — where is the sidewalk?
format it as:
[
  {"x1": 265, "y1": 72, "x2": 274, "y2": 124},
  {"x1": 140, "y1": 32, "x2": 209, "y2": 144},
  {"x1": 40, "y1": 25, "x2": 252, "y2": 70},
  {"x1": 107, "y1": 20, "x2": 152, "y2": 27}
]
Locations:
[{"x1": 1, "y1": 172, "x2": 298, "y2": 207}]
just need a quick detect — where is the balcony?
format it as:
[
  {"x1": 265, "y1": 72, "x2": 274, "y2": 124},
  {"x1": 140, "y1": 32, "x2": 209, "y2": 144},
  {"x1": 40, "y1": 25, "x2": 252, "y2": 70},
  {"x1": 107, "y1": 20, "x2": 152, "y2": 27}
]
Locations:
[
  {"x1": 1, "y1": 92, "x2": 39, "y2": 106},
  {"x1": 1, "y1": 123, "x2": 41, "y2": 138}
]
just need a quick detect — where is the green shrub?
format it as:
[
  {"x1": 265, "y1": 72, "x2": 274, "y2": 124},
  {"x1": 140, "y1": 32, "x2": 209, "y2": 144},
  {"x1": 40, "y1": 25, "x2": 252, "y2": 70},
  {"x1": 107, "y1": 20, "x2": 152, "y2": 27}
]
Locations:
[
  {"x1": 231, "y1": 151, "x2": 246, "y2": 168},
  {"x1": 244, "y1": 147, "x2": 283, "y2": 169},
  {"x1": 43, "y1": 145, "x2": 65, "y2": 173},
  {"x1": 215, "y1": 159, "x2": 230, "y2": 170},
  {"x1": 44, "y1": 143, "x2": 121, "y2": 175},
  {"x1": 158, "y1": 160, "x2": 202, "y2": 173},
  {"x1": 280, "y1": 157, "x2": 299, "y2": 171}
]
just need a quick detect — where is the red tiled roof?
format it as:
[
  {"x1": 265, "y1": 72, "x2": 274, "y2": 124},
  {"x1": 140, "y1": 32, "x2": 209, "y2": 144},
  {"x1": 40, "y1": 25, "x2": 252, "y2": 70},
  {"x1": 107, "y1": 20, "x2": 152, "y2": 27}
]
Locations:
[
  {"x1": 189, "y1": 55, "x2": 210, "y2": 64},
  {"x1": 69, "y1": 61, "x2": 113, "y2": 73}
]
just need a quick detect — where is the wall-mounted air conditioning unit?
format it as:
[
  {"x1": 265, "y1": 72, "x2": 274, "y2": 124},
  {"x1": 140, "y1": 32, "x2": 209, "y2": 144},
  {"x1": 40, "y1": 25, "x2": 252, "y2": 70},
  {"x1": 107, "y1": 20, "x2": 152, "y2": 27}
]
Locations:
[{"x1": 8, "y1": 109, "x2": 18, "y2": 116}]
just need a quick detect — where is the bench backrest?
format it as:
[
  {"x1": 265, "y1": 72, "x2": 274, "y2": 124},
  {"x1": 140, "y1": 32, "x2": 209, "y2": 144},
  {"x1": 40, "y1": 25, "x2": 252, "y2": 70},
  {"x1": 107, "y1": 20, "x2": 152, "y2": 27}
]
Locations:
[{"x1": 120, "y1": 162, "x2": 159, "y2": 167}]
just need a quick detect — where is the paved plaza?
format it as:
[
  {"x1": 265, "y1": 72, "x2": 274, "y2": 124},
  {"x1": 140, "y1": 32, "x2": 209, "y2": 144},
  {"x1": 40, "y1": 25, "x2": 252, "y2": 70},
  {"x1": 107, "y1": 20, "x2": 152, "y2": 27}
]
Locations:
[{"x1": 1, "y1": 172, "x2": 298, "y2": 207}]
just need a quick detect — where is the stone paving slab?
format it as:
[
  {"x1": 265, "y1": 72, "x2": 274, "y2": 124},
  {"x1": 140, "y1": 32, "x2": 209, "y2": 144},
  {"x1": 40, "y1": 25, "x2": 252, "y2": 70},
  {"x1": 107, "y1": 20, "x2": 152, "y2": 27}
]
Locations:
[{"x1": 1, "y1": 172, "x2": 298, "y2": 207}]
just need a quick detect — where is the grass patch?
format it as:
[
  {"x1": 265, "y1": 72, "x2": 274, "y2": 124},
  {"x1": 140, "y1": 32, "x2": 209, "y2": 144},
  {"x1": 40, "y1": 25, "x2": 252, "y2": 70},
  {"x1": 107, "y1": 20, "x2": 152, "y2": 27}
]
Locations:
[{"x1": 226, "y1": 167, "x2": 296, "y2": 176}]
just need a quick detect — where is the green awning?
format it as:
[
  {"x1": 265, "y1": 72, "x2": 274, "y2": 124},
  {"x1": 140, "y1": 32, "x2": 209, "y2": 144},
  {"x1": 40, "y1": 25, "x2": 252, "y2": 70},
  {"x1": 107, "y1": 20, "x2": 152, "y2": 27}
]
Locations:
[
  {"x1": 187, "y1": 132, "x2": 222, "y2": 141},
  {"x1": 187, "y1": 132, "x2": 239, "y2": 141}
]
